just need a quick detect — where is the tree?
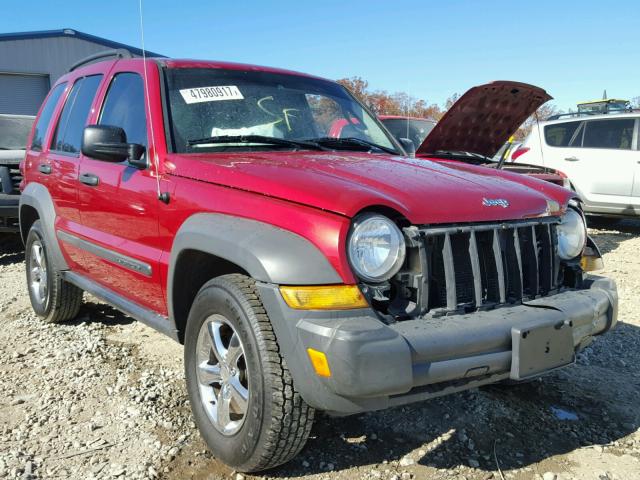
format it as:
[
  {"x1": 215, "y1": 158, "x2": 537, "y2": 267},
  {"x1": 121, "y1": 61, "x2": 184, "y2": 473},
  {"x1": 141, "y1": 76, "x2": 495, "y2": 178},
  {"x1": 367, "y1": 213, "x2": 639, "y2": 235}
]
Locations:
[
  {"x1": 337, "y1": 77, "x2": 370, "y2": 101},
  {"x1": 444, "y1": 93, "x2": 460, "y2": 111},
  {"x1": 337, "y1": 76, "x2": 443, "y2": 119},
  {"x1": 514, "y1": 103, "x2": 562, "y2": 140},
  {"x1": 338, "y1": 76, "x2": 568, "y2": 141}
]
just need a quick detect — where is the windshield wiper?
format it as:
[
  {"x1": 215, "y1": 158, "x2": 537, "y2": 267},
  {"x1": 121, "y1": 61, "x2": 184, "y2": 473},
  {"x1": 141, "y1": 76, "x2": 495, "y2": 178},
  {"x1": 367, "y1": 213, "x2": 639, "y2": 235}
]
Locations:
[
  {"x1": 431, "y1": 150, "x2": 495, "y2": 164},
  {"x1": 186, "y1": 135, "x2": 327, "y2": 151},
  {"x1": 309, "y1": 137, "x2": 398, "y2": 155}
]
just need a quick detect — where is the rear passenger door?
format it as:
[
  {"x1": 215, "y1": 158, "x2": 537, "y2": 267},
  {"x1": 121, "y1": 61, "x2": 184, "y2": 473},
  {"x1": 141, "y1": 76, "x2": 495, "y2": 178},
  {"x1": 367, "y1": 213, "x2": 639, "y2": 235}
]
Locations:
[
  {"x1": 76, "y1": 64, "x2": 165, "y2": 313},
  {"x1": 575, "y1": 118, "x2": 636, "y2": 208},
  {"x1": 45, "y1": 74, "x2": 103, "y2": 271},
  {"x1": 541, "y1": 120, "x2": 583, "y2": 180}
]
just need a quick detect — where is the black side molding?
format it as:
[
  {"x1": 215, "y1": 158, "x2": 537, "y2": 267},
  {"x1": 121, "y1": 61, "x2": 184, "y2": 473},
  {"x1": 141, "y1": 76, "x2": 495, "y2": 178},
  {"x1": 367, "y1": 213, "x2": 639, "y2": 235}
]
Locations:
[{"x1": 61, "y1": 270, "x2": 179, "y2": 342}]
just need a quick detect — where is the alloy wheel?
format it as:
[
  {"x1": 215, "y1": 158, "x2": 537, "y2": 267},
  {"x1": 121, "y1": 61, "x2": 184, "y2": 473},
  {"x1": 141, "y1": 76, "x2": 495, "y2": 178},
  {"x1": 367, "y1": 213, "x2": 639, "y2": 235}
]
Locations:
[
  {"x1": 29, "y1": 240, "x2": 48, "y2": 305},
  {"x1": 195, "y1": 314, "x2": 250, "y2": 435}
]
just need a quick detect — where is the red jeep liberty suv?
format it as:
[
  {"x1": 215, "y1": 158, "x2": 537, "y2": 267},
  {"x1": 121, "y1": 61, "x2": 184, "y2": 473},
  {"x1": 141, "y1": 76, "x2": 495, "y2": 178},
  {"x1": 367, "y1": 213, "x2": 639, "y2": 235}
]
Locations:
[{"x1": 19, "y1": 50, "x2": 617, "y2": 472}]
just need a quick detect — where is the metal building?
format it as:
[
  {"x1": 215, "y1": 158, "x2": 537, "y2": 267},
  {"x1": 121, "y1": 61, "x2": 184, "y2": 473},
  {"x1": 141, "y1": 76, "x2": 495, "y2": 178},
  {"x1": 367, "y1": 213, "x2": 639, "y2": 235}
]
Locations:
[{"x1": 0, "y1": 29, "x2": 162, "y2": 115}]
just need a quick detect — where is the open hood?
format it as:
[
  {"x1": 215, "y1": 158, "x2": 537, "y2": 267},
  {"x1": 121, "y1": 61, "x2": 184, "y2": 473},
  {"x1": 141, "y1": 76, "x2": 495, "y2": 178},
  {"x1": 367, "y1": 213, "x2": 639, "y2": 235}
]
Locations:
[{"x1": 416, "y1": 81, "x2": 552, "y2": 157}]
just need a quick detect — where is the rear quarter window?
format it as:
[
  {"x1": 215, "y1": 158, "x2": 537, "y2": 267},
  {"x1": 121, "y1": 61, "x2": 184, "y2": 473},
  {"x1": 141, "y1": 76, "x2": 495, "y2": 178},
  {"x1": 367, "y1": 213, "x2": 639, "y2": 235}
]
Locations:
[
  {"x1": 544, "y1": 121, "x2": 581, "y2": 147},
  {"x1": 30, "y1": 83, "x2": 67, "y2": 151}
]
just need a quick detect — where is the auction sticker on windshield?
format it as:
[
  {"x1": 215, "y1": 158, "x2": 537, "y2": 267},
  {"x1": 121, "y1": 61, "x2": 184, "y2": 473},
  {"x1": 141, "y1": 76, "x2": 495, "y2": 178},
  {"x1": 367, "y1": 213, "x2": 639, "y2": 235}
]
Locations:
[{"x1": 179, "y1": 86, "x2": 244, "y2": 104}]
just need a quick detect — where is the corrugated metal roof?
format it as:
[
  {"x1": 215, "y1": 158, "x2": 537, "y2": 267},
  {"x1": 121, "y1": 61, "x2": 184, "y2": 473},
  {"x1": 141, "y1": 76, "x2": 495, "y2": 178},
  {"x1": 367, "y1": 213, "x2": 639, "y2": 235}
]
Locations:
[{"x1": 0, "y1": 28, "x2": 164, "y2": 57}]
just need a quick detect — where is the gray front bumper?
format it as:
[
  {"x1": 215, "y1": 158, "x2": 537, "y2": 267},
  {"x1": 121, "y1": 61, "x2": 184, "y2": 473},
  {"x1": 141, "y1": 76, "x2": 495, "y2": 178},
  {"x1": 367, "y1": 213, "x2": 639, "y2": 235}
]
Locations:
[
  {"x1": 0, "y1": 193, "x2": 19, "y2": 232},
  {"x1": 258, "y1": 275, "x2": 617, "y2": 414}
]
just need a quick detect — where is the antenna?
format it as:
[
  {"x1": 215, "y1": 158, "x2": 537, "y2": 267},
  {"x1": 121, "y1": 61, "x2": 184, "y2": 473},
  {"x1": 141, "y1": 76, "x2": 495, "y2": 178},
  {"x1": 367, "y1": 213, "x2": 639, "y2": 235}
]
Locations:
[{"x1": 138, "y1": 0, "x2": 169, "y2": 204}]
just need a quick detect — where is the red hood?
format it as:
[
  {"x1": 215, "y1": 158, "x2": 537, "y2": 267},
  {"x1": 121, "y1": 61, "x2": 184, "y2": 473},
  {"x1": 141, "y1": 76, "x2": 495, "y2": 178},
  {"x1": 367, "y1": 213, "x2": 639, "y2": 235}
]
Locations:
[
  {"x1": 166, "y1": 151, "x2": 572, "y2": 224},
  {"x1": 416, "y1": 81, "x2": 552, "y2": 157}
]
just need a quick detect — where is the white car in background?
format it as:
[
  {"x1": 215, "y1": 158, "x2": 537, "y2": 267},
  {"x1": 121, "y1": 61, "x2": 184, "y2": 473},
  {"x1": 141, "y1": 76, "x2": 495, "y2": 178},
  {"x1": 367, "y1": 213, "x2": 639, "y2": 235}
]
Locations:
[{"x1": 513, "y1": 113, "x2": 640, "y2": 218}]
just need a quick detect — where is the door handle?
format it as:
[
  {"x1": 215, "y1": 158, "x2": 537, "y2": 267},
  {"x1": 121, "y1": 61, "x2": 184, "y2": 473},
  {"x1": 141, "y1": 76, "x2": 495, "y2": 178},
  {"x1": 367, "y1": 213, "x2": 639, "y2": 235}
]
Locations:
[
  {"x1": 79, "y1": 173, "x2": 100, "y2": 186},
  {"x1": 564, "y1": 156, "x2": 580, "y2": 162},
  {"x1": 38, "y1": 164, "x2": 52, "y2": 174}
]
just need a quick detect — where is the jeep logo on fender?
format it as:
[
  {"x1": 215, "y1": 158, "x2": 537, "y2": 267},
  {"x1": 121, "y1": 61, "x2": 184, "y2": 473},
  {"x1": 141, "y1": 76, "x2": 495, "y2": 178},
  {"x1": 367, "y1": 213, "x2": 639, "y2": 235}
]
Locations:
[{"x1": 482, "y1": 197, "x2": 510, "y2": 208}]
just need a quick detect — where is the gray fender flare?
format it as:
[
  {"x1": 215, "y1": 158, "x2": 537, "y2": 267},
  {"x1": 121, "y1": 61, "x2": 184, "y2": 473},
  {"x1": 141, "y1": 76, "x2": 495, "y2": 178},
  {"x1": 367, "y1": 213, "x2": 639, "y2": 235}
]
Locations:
[
  {"x1": 19, "y1": 182, "x2": 68, "y2": 270},
  {"x1": 167, "y1": 213, "x2": 343, "y2": 319}
]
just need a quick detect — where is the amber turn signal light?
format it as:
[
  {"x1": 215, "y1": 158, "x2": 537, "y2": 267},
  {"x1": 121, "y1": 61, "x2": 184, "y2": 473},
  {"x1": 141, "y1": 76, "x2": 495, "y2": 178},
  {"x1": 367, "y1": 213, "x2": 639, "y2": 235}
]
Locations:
[
  {"x1": 581, "y1": 244, "x2": 604, "y2": 272},
  {"x1": 581, "y1": 254, "x2": 604, "y2": 272},
  {"x1": 279, "y1": 285, "x2": 368, "y2": 310},
  {"x1": 306, "y1": 348, "x2": 331, "y2": 377}
]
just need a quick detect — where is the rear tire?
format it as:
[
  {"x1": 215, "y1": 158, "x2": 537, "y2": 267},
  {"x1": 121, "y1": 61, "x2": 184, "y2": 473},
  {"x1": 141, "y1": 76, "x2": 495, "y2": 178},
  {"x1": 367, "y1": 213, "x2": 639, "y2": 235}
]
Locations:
[
  {"x1": 25, "y1": 220, "x2": 83, "y2": 323},
  {"x1": 184, "y1": 274, "x2": 314, "y2": 472}
]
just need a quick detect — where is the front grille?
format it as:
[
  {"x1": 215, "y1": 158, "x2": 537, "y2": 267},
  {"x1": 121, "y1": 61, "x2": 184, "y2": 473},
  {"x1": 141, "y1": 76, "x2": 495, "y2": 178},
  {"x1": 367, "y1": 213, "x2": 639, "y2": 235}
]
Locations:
[
  {"x1": 9, "y1": 166, "x2": 21, "y2": 193},
  {"x1": 407, "y1": 218, "x2": 560, "y2": 315},
  {"x1": 0, "y1": 165, "x2": 21, "y2": 194}
]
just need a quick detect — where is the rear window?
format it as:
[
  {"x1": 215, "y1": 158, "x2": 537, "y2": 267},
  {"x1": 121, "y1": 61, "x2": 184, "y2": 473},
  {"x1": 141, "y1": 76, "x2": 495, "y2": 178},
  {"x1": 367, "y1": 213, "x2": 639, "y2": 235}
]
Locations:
[
  {"x1": 51, "y1": 75, "x2": 103, "y2": 155},
  {"x1": 582, "y1": 119, "x2": 635, "y2": 150},
  {"x1": 30, "y1": 83, "x2": 66, "y2": 151},
  {"x1": 544, "y1": 121, "x2": 581, "y2": 147}
]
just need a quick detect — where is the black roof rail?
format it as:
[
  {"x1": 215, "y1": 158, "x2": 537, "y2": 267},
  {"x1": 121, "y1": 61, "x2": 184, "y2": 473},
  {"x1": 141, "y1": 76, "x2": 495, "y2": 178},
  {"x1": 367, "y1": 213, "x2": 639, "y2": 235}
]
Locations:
[
  {"x1": 69, "y1": 48, "x2": 134, "y2": 72},
  {"x1": 546, "y1": 108, "x2": 639, "y2": 121},
  {"x1": 546, "y1": 112, "x2": 597, "y2": 121}
]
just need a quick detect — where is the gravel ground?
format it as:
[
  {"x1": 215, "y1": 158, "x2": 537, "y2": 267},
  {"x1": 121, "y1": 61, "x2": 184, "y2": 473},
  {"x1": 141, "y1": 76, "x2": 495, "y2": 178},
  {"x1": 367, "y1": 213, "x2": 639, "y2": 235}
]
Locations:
[{"x1": 1, "y1": 220, "x2": 639, "y2": 480}]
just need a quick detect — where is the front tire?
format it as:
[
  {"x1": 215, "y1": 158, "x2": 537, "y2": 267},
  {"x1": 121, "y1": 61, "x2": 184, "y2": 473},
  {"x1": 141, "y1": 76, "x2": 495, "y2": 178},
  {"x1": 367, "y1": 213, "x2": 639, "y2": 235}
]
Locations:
[
  {"x1": 184, "y1": 274, "x2": 314, "y2": 472},
  {"x1": 25, "y1": 220, "x2": 83, "y2": 323}
]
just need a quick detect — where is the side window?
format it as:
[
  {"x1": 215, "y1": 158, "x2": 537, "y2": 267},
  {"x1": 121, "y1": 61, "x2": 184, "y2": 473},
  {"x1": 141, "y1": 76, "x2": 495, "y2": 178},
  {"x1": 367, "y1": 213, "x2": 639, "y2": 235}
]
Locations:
[
  {"x1": 31, "y1": 83, "x2": 67, "y2": 151},
  {"x1": 99, "y1": 72, "x2": 148, "y2": 147},
  {"x1": 51, "y1": 75, "x2": 103, "y2": 154},
  {"x1": 544, "y1": 121, "x2": 581, "y2": 147},
  {"x1": 583, "y1": 119, "x2": 635, "y2": 150},
  {"x1": 568, "y1": 122, "x2": 585, "y2": 147}
]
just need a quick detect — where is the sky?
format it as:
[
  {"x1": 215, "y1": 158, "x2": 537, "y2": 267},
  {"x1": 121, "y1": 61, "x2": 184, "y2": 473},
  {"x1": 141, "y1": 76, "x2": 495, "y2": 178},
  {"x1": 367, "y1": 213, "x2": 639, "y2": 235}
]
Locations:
[{"x1": 2, "y1": 0, "x2": 638, "y2": 111}]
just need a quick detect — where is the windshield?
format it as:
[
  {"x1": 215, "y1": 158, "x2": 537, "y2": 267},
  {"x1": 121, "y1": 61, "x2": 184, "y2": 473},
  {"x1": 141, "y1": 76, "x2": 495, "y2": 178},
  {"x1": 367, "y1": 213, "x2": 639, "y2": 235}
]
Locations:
[
  {"x1": 0, "y1": 115, "x2": 34, "y2": 150},
  {"x1": 164, "y1": 68, "x2": 398, "y2": 154},
  {"x1": 380, "y1": 118, "x2": 435, "y2": 152}
]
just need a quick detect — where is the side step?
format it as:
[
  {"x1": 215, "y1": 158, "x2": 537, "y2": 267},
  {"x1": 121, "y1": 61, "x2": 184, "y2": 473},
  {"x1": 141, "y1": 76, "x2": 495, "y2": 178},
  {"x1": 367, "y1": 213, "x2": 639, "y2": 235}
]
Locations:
[{"x1": 62, "y1": 271, "x2": 179, "y2": 342}]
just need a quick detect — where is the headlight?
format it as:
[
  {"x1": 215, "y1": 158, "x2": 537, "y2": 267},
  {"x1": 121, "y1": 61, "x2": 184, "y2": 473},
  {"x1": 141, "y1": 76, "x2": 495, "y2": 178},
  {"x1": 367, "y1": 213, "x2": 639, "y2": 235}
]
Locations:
[
  {"x1": 347, "y1": 214, "x2": 406, "y2": 282},
  {"x1": 557, "y1": 208, "x2": 586, "y2": 260}
]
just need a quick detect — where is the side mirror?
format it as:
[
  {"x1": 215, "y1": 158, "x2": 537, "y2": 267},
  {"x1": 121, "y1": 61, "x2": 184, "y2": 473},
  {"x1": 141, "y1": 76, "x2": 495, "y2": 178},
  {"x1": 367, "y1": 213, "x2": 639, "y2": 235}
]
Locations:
[
  {"x1": 398, "y1": 137, "x2": 416, "y2": 157},
  {"x1": 81, "y1": 125, "x2": 146, "y2": 167}
]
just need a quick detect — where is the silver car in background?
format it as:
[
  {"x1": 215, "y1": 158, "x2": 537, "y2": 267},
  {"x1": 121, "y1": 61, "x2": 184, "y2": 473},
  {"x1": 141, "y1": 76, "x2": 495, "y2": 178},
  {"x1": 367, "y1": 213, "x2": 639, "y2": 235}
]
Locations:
[{"x1": 0, "y1": 114, "x2": 34, "y2": 233}]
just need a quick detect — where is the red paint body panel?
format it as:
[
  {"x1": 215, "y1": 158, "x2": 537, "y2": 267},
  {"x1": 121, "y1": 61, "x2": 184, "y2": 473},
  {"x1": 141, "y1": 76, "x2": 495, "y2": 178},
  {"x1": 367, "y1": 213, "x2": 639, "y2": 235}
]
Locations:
[
  {"x1": 159, "y1": 59, "x2": 327, "y2": 83},
  {"x1": 165, "y1": 151, "x2": 571, "y2": 224},
  {"x1": 157, "y1": 173, "x2": 355, "y2": 285},
  {"x1": 22, "y1": 58, "x2": 575, "y2": 320}
]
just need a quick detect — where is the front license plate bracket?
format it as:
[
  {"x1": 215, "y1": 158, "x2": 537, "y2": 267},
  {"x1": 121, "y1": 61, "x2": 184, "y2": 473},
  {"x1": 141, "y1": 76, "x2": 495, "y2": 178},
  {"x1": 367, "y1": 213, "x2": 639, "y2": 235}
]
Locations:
[{"x1": 510, "y1": 320, "x2": 575, "y2": 380}]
